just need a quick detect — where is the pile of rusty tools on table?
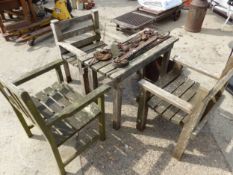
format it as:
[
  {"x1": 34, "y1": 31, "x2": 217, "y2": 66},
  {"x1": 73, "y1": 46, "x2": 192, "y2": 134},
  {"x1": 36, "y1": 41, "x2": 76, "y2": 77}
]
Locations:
[
  {"x1": 88, "y1": 29, "x2": 170, "y2": 68},
  {"x1": 0, "y1": 0, "x2": 72, "y2": 46},
  {"x1": 113, "y1": 28, "x2": 170, "y2": 67}
]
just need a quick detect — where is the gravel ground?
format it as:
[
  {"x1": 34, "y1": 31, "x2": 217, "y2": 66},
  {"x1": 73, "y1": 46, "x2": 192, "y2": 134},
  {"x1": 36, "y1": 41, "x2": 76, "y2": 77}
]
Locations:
[{"x1": 0, "y1": 0, "x2": 233, "y2": 175}]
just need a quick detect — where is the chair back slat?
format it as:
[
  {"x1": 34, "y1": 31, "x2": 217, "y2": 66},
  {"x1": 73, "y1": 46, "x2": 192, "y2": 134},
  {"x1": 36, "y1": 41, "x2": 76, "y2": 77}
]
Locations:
[{"x1": 51, "y1": 11, "x2": 100, "y2": 44}]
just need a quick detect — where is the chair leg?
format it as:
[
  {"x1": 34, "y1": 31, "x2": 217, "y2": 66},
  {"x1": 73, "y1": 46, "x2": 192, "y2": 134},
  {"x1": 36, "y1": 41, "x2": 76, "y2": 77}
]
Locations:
[
  {"x1": 173, "y1": 103, "x2": 206, "y2": 160},
  {"x1": 136, "y1": 89, "x2": 150, "y2": 131},
  {"x1": 78, "y1": 63, "x2": 90, "y2": 95},
  {"x1": 47, "y1": 135, "x2": 66, "y2": 175},
  {"x1": 63, "y1": 62, "x2": 72, "y2": 83},
  {"x1": 13, "y1": 107, "x2": 33, "y2": 138},
  {"x1": 98, "y1": 96, "x2": 106, "y2": 141}
]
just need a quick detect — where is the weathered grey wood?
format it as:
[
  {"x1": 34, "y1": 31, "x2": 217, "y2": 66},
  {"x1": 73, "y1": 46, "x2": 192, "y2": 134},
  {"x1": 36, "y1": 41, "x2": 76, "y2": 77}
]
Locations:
[
  {"x1": 112, "y1": 81, "x2": 122, "y2": 130},
  {"x1": 139, "y1": 79, "x2": 193, "y2": 114},
  {"x1": 65, "y1": 34, "x2": 97, "y2": 46},
  {"x1": 136, "y1": 52, "x2": 233, "y2": 160},
  {"x1": 43, "y1": 87, "x2": 99, "y2": 136},
  {"x1": 98, "y1": 95, "x2": 106, "y2": 140},
  {"x1": 52, "y1": 83, "x2": 82, "y2": 101},
  {"x1": 162, "y1": 82, "x2": 198, "y2": 120},
  {"x1": 98, "y1": 63, "x2": 116, "y2": 75},
  {"x1": 63, "y1": 61, "x2": 72, "y2": 82},
  {"x1": 89, "y1": 69, "x2": 98, "y2": 90},
  {"x1": 57, "y1": 14, "x2": 93, "y2": 27},
  {"x1": 55, "y1": 66, "x2": 64, "y2": 83},
  {"x1": 136, "y1": 88, "x2": 150, "y2": 131},
  {"x1": 80, "y1": 41, "x2": 105, "y2": 53},
  {"x1": 13, "y1": 106, "x2": 33, "y2": 137},
  {"x1": 169, "y1": 83, "x2": 200, "y2": 124},
  {"x1": 173, "y1": 90, "x2": 208, "y2": 160},
  {"x1": 109, "y1": 37, "x2": 177, "y2": 81},
  {"x1": 78, "y1": 65, "x2": 91, "y2": 95},
  {"x1": 46, "y1": 84, "x2": 110, "y2": 126},
  {"x1": 148, "y1": 74, "x2": 186, "y2": 109},
  {"x1": 155, "y1": 79, "x2": 194, "y2": 114},
  {"x1": 160, "y1": 50, "x2": 171, "y2": 77},
  {"x1": 0, "y1": 62, "x2": 109, "y2": 175},
  {"x1": 50, "y1": 19, "x2": 63, "y2": 42},
  {"x1": 92, "y1": 10, "x2": 100, "y2": 41},
  {"x1": 58, "y1": 42, "x2": 86, "y2": 57},
  {"x1": 91, "y1": 60, "x2": 112, "y2": 71},
  {"x1": 13, "y1": 59, "x2": 64, "y2": 86},
  {"x1": 62, "y1": 24, "x2": 94, "y2": 40}
]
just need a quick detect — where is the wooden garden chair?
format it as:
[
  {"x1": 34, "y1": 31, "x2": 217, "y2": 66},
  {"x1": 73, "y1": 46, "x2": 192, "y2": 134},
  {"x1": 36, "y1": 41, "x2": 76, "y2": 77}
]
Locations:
[
  {"x1": 136, "y1": 55, "x2": 233, "y2": 160},
  {"x1": 0, "y1": 59, "x2": 110, "y2": 175},
  {"x1": 51, "y1": 10, "x2": 106, "y2": 94}
]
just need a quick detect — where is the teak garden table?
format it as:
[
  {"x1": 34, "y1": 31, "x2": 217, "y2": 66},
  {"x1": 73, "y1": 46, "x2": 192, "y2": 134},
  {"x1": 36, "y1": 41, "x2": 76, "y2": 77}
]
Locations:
[{"x1": 75, "y1": 31, "x2": 178, "y2": 130}]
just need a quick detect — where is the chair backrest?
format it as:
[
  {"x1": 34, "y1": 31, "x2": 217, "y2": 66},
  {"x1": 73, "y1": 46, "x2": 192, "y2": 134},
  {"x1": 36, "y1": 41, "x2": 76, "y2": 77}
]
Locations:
[
  {"x1": 50, "y1": 10, "x2": 100, "y2": 48},
  {"x1": 0, "y1": 77, "x2": 47, "y2": 134}
]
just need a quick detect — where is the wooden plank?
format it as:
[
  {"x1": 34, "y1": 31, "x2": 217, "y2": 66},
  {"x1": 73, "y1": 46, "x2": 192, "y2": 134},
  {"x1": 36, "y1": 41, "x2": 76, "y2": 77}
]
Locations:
[
  {"x1": 155, "y1": 64, "x2": 183, "y2": 87},
  {"x1": 181, "y1": 87, "x2": 209, "y2": 124},
  {"x1": 80, "y1": 41, "x2": 106, "y2": 53},
  {"x1": 112, "y1": 81, "x2": 122, "y2": 130},
  {"x1": 147, "y1": 74, "x2": 186, "y2": 109},
  {"x1": 92, "y1": 10, "x2": 101, "y2": 41},
  {"x1": 57, "y1": 14, "x2": 93, "y2": 27},
  {"x1": 139, "y1": 79, "x2": 193, "y2": 114},
  {"x1": 43, "y1": 87, "x2": 98, "y2": 132},
  {"x1": 160, "y1": 50, "x2": 171, "y2": 77},
  {"x1": 58, "y1": 42, "x2": 86, "y2": 58},
  {"x1": 72, "y1": 35, "x2": 100, "y2": 49},
  {"x1": 50, "y1": 19, "x2": 63, "y2": 42},
  {"x1": 91, "y1": 60, "x2": 112, "y2": 71},
  {"x1": 13, "y1": 59, "x2": 64, "y2": 86},
  {"x1": 155, "y1": 79, "x2": 194, "y2": 114},
  {"x1": 99, "y1": 63, "x2": 117, "y2": 75},
  {"x1": 52, "y1": 83, "x2": 82, "y2": 101},
  {"x1": 35, "y1": 91, "x2": 77, "y2": 146},
  {"x1": 47, "y1": 84, "x2": 110, "y2": 126},
  {"x1": 62, "y1": 24, "x2": 94, "y2": 40},
  {"x1": 109, "y1": 37, "x2": 178, "y2": 81},
  {"x1": 163, "y1": 83, "x2": 200, "y2": 124}
]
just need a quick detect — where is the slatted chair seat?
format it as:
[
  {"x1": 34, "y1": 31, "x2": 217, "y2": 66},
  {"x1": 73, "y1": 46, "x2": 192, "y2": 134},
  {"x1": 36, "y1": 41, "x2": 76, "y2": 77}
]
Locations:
[
  {"x1": 147, "y1": 67, "x2": 202, "y2": 125},
  {"x1": 0, "y1": 59, "x2": 110, "y2": 175},
  {"x1": 137, "y1": 55, "x2": 233, "y2": 160},
  {"x1": 31, "y1": 83, "x2": 101, "y2": 146}
]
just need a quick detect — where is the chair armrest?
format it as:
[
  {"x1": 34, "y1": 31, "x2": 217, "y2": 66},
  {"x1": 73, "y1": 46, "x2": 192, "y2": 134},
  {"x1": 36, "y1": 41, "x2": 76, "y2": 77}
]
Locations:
[
  {"x1": 58, "y1": 42, "x2": 86, "y2": 57},
  {"x1": 13, "y1": 59, "x2": 64, "y2": 86},
  {"x1": 46, "y1": 85, "x2": 110, "y2": 126},
  {"x1": 139, "y1": 79, "x2": 193, "y2": 114}
]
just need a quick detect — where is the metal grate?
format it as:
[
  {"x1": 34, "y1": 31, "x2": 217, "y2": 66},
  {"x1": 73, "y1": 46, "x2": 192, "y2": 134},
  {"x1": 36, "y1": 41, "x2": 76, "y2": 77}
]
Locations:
[{"x1": 114, "y1": 12, "x2": 153, "y2": 28}]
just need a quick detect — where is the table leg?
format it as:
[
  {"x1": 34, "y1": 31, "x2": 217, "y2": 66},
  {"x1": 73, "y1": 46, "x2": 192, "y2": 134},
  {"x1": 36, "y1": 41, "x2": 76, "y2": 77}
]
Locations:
[
  {"x1": 112, "y1": 82, "x2": 123, "y2": 130},
  {"x1": 160, "y1": 50, "x2": 171, "y2": 77}
]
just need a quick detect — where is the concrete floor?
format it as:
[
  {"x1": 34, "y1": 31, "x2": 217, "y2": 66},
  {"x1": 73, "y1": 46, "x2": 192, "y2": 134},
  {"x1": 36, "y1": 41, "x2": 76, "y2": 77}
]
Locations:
[{"x1": 0, "y1": 0, "x2": 233, "y2": 174}]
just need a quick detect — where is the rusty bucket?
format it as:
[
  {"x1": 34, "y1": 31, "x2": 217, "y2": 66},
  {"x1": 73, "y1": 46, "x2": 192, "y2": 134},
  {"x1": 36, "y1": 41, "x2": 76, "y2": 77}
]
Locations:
[{"x1": 185, "y1": 0, "x2": 209, "y2": 32}]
